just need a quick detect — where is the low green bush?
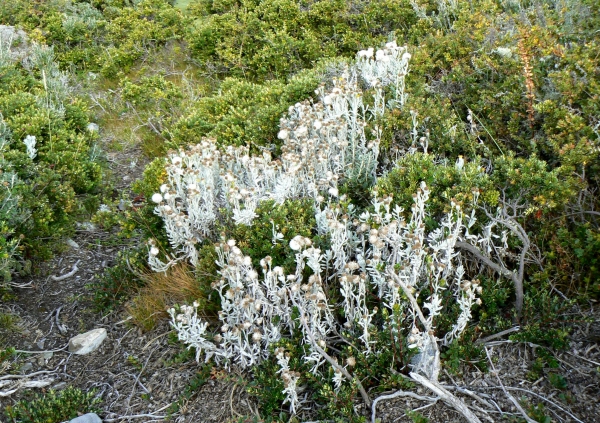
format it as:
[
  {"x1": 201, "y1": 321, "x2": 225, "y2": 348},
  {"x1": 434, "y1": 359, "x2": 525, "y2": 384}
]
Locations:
[
  {"x1": 0, "y1": 42, "x2": 104, "y2": 279},
  {"x1": 4, "y1": 386, "x2": 101, "y2": 423},
  {"x1": 171, "y1": 67, "x2": 322, "y2": 150},
  {"x1": 0, "y1": 0, "x2": 184, "y2": 77},
  {"x1": 186, "y1": 0, "x2": 417, "y2": 80}
]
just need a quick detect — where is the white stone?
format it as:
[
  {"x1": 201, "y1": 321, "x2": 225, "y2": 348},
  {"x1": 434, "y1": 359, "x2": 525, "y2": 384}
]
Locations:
[
  {"x1": 66, "y1": 239, "x2": 80, "y2": 249},
  {"x1": 68, "y1": 413, "x2": 102, "y2": 423},
  {"x1": 68, "y1": 328, "x2": 107, "y2": 355}
]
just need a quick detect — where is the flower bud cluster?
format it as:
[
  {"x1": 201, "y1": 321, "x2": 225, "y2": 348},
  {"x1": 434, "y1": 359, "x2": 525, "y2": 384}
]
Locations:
[
  {"x1": 276, "y1": 349, "x2": 301, "y2": 414},
  {"x1": 357, "y1": 41, "x2": 411, "y2": 108}
]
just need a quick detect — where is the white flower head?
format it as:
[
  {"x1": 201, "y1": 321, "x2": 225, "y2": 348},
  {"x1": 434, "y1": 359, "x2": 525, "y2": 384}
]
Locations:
[
  {"x1": 23, "y1": 135, "x2": 37, "y2": 159},
  {"x1": 277, "y1": 129, "x2": 289, "y2": 140},
  {"x1": 495, "y1": 47, "x2": 513, "y2": 59},
  {"x1": 289, "y1": 237, "x2": 302, "y2": 251},
  {"x1": 151, "y1": 193, "x2": 163, "y2": 204}
]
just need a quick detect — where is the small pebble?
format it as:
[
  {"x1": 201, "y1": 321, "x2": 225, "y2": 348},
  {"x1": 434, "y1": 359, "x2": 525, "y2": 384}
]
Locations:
[
  {"x1": 69, "y1": 413, "x2": 102, "y2": 423},
  {"x1": 20, "y1": 362, "x2": 33, "y2": 373}
]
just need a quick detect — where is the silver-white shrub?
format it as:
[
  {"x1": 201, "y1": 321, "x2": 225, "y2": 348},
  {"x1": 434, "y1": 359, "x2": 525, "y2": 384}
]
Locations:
[
  {"x1": 149, "y1": 42, "x2": 412, "y2": 272},
  {"x1": 155, "y1": 42, "x2": 503, "y2": 415}
]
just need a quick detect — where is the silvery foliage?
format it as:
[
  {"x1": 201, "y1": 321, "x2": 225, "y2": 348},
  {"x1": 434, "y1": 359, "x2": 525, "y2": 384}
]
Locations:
[
  {"x1": 149, "y1": 41, "x2": 411, "y2": 272},
  {"x1": 0, "y1": 25, "x2": 28, "y2": 66},
  {"x1": 23, "y1": 135, "x2": 37, "y2": 160},
  {"x1": 0, "y1": 116, "x2": 25, "y2": 278},
  {"x1": 23, "y1": 44, "x2": 71, "y2": 117},
  {"x1": 62, "y1": 2, "x2": 103, "y2": 36},
  {"x1": 0, "y1": 27, "x2": 71, "y2": 121},
  {"x1": 159, "y1": 42, "x2": 495, "y2": 414},
  {"x1": 168, "y1": 186, "x2": 486, "y2": 413}
]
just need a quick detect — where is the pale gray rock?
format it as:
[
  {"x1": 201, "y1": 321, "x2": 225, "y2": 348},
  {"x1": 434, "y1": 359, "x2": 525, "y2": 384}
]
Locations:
[
  {"x1": 68, "y1": 413, "x2": 102, "y2": 423},
  {"x1": 66, "y1": 238, "x2": 80, "y2": 249},
  {"x1": 20, "y1": 362, "x2": 33, "y2": 373},
  {"x1": 68, "y1": 328, "x2": 107, "y2": 355}
]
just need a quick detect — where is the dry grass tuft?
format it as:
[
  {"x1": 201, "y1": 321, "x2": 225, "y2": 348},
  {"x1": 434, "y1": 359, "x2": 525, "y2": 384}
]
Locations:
[{"x1": 128, "y1": 263, "x2": 206, "y2": 331}]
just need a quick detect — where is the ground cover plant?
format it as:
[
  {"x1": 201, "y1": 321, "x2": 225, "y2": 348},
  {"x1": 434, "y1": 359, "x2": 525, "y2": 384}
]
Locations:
[
  {"x1": 0, "y1": 0, "x2": 185, "y2": 77},
  {"x1": 0, "y1": 0, "x2": 599, "y2": 422}
]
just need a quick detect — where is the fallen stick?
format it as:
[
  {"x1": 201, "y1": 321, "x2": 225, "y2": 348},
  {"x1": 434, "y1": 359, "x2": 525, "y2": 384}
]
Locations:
[
  {"x1": 0, "y1": 370, "x2": 56, "y2": 381},
  {"x1": 475, "y1": 326, "x2": 520, "y2": 344},
  {"x1": 51, "y1": 260, "x2": 81, "y2": 281},
  {"x1": 371, "y1": 389, "x2": 437, "y2": 423},
  {"x1": 484, "y1": 347, "x2": 537, "y2": 423},
  {"x1": 410, "y1": 372, "x2": 483, "y2": 423}
]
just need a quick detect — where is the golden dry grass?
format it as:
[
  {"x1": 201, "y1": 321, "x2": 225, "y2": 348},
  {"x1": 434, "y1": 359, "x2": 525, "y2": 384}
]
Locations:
[{"x1": 128, "y1": 263, "x2": 205, "y2": 331}]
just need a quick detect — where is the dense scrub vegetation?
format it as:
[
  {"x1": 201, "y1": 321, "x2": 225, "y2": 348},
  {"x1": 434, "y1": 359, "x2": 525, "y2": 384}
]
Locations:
[
  {"x1": 0, "y1": 37, "x2": 103, "y2": 284},
  {"x1": 1, "y1": 0, "x2": 599, "y2": 421}
]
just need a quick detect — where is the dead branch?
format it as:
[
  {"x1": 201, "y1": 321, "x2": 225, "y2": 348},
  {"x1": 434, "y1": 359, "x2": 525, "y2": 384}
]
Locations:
[
  {"x1": 475, "y1": 326, "x2": 520, "y2": 344},
  {"x1": 50, "y1": 259, "x2": 80, "y2": 281},
  {"x1": 371, "y1": 389, "x2": 437, "y2": 423},
  {"x1": 0, "y1": 369, "x2": 56, "y2": 381},
  {"x1": 484, "y1": 347, "x2": 537, "y2": 423},
  {"x1": 410, "y1": 372, "x2": 482, "y2": 423}
]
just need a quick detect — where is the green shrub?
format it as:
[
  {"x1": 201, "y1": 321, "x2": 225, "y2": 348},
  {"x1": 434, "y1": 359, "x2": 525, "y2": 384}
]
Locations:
[
  {"x1": 171, "y1": 67, "x2": 322, "y2": 150},
  {"x1": 1, "y1": 0, "x2": 184, "y2": 76},
  {"x1": 224, "y1": 198, "x2": 320, "y2": 273},
  {"x1": 92, "y1": 249, "x2": 147, "y2": 312},
  {"x1": 186, "y1": 0, "x2": 417, "y2": 80},
  {"x1": 4, "y1": 386, "x2": 101, "y2": 423},
  {"x1": 0, "y1": 44, "x2": 104, "y2": 265}
]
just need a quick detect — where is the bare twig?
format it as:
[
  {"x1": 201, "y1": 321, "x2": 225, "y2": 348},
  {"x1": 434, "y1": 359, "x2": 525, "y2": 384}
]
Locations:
[
  {"x1": 126, "y1": 348, "x2": 156, "y2": 408},
  {"x1": 484, "y1": 347, "x2": 537, "y2": 423},
  {"x1": 442, "y1": 384, "x2": 496, "y2": 411},
  {"x1": 457, "y1": 238, "x2": 526, "y2": 319},
  {"x1": 14, "y1": 345, "x2": 68, "y2": 354},
  {"x1": 104, "y1": 413, "x2": 167, "y2": 422},
  {"x1": 55, "y1": 306, "x2": 68, "y2": 334},
  {"x1": 371, "y1": 389, "x2": 436, "y2": 423},
  {"x1": 229, "y1": 383, "x2": 243, "y2": 418},
  {"x1": 410, "y1": 373, "x2": 482, "y2": 423},
  {"x1": 503, "y1": 387, "x2": 585, "y2": 423},
  {"x1": 565, "y1": 351, "x2": 600, "y2": 367},
  {"x1": 475, "y1": 326, "x2": 520, "y2": 344},
  {"x1": 0, "y1": 369, "x2": 56, "y2": 381},
  {"x1": 50, "y1": 260, "x2": 80, "y2": 281},
  {"x1": 6, "y1": 281, "x2": 33, "y2": 288},
  {"x1": 103, "y1": 402, "x2": 173, "y2": 422}
]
